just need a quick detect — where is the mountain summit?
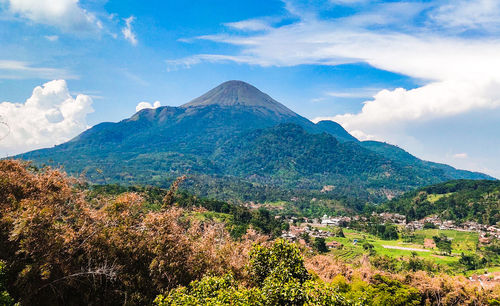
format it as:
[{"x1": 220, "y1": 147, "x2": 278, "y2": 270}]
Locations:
[{"x1": 181, "y1": 80, "x2": 298, "y2": 117}]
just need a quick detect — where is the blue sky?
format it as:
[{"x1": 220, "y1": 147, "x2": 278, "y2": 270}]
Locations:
[{"x1": 1, "y1": 0, "x2": 500, "y2": 178}]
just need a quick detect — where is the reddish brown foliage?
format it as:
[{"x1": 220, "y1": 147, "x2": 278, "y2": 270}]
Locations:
[
  {"x1": 0, "y1": 160, "x2": 261, "y2": 305},
  {"x1": 305, "y1": 253, "x2": 500, "y2": 305}
]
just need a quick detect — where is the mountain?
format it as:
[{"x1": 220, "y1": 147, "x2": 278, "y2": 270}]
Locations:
[
  {"x1": 382, "y1": 180, "x2": 500, "y2": 225},
  {"x1": 182, "y1": 80, "x2": 297, "y2": 117},
  {"x1": 16, "y1": 80, "x2": 493, "y2": 208},
  {"x1": 360, "y1": 141, "x2": 489, "y2": 180}
]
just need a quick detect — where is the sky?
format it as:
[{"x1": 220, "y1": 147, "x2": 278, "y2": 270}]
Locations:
[{"x1": 1, "y1": 0, "x2": 500, "y2": 178}]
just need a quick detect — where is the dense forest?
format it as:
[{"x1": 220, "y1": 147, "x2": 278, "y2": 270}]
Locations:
[{"x1": 382, "y1": 180, "x2": 500, "y2": 225}]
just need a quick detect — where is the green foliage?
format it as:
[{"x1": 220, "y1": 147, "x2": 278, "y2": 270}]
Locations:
[
  {"x1": 249, "y1": 239, "x2": 310, "y2": 285},
  {"x1": 18, "y1": 99, "x2": 490, "y2": 212},
  {"x1": 351, "y1": 222, "x2": 399, "y2": 240},
  {"x1": 156, "y1": 240, "x2": 352, "y2": 306},
  {"x1": 481, "y1": 240, "x2": 500, "y2": 266},
  {"x1": 331, "y1": 274, "x2": 421, "y2": 306},
  {"x1": 0, "y1": 261, "x2": 15, "y2": 306},
  {"x1": 459, "y1": 253, "x2": 485, "y2": 271},
  {"x1": 362, "y1": 242, "x2": 377, "y2": 256},
  {"x1": 154, "y1": 274, "x2": 352, "y2": 306},
  {"x1": 384, "y1": 179, "x2": 500, "y2": 225},
  {"x1": 313, "y1": 238, "x2": 328, "y2": 253},
  {"x1": 154, "y1": 274, "x2": 263, "y2": 306},
  {"x1": 433, "y1": 234, "x2": 452, "y2": 255},
  {"x1": 423, "y1": 222, "x2": 437, "y2": 229},
  {"x1": 368, "y1": 274, "x2": 421, "y2": 306}
]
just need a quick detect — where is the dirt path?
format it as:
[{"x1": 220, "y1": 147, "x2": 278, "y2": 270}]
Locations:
[{"x1": 382, "y1": 245, "x2": 430, "y2": 252}]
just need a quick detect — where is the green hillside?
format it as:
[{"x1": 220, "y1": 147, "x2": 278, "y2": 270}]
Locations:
[{"x1": 382, "y1": 180, "x2": 500, "y2": 225}]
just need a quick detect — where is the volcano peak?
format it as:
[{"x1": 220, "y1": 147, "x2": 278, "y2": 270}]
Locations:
[{"x1": 181, "y1": 80, "x2": 298, "y2": 117}]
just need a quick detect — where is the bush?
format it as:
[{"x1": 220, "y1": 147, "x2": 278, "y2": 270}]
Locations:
[
  {"x1": 368, "y1": 274, "x2": 421, "y2": 306},
  {"x1": 0, "y1": 160, "x2": 255, "y2": 305},
  {"x1": 459, "y1": 253, "x2": 485, "y2": 271},
  {"x1": 249, "y1": 239, "x2": 310, "y2": 285},
  {"x1": 156, "y1": 240, "x2": 350, "y2": 305},
  {"x1": 423, "y1": 222, "x2": 437, "y2": 229},
  {"x1": 313, "y1": 237, "x2": 328, "y2": 253},
  {"x1": 433, "y1": 234, "x2": 452, "y2": 255}
]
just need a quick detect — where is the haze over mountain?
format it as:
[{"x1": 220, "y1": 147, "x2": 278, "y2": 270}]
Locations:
[{"x1": 17, "y1": 81, "x2": 492, "y2": 207}]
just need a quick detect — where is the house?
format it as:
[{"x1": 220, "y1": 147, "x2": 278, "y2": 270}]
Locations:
[
  {"x1": 326, "y1": 241, "x2": 343, "y2": 249},
  {"x1": 321, "y1": 214, "x2": 341, "y2": 226}
]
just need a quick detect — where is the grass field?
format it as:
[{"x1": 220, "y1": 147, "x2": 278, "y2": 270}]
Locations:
[{"x1": 320, "y1": 226, "x2": 480, "y2": 267}]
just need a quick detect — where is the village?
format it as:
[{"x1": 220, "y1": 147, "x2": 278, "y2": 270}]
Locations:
[{"x1": 280, "y1": 212, "x2": 500, "y2": 247}]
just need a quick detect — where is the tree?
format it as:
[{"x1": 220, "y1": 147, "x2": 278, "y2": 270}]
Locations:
[
  {"x1": 382, "y1": 224, "x2": 399, "y2": 240},
  {"x1": 313, "y1": 237, "x2": 328, "y2": 253},
  {"x1": 249, "y1": 239, "x2": 310, "y2": 285},
  {"x1": 459, "y1": 253, "x2": 484, "y2": 271},
  {"x1": 363, "y1": 242, "x2": 377, "y2": 256},
  {"x1": 368, "y1": 274, "x2": 421, "y2": 306},
  {"x1": 156, "y1": 240, "x2": 351, "y2": 306},
  {"x1": 423, "y1": 222, "x2": 437, "y2": 229},
  {"x1": 299, "y1": 232, "x2": 311, "y2": 243},
  {"x1": 433, "y1": 234, "x2": 452, "y2": 255}
]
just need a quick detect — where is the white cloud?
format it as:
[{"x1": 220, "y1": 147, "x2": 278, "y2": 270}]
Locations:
[
  {"x1": 4, "y1": 0, "x2": 101, "y2": 32},
  {"x1": 325, "y1": 88, "x2": 381, "y2": 99},
  {"x1": 430, "y1": 0, "x2": 500, "y2": 31},
  {"x1": 122, "y1": 16, "x2": 137, "y2": 45},
  {"x1": 0, "y1": 60, "x2": 77, "y2": 79},
  {"x1": 310, "y1": 88, "x2": 382, "y2": 103},
  {"x1": 0, "y1": 79, "x2": 94, "y2": 156},
  {"x1": 453, "y1": 153, "x2": 468, "y2": 159},
  {"x1": 329, "y1": 0, "x2": 369, "y2": 4},
  {"x1": 330, "y1": 79, "x2": 500, "y2": 131},
  {"x1": 135, "y1": 100, "x2": 161, "y2": 112},
  {"x1": 224, "y1": 19, "x2": 272, "y2": 31},
  {"x1": 44, "y1": 35, "x2": 59, "y2": 41}
]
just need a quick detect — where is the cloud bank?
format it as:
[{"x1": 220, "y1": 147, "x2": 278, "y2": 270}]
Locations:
[{"x1": 0, "y1": 80, "x2": 93, "y2": 156}]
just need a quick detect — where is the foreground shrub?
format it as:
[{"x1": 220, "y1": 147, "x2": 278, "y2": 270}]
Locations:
[
  {"x1": 0, "y1": 160, "x2": 255, "y2": 305},
  {"x1": 156, "y1": 240, "x2": 350, "y2": 306}
]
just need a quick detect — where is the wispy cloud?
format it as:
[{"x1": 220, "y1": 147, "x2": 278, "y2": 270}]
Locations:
[
  {"x1": 44, "y1": 35, "x2": 59, "y2": 42},
  {"x1": 122, "y1": 16, "x2": 137, "y2": 45},
  {"x1": 325, "y1": 88, "x2": 381, "y2": 99},
  {"x1": 224, "y1": 18, "x2": 272, "y2": 31},
  {"x1": 310, "y1": 88, "x2": 381, "y2": 103},
  {"x1": 0, "y1": 60, "x2": 77, "y2": 80},
  {"x1": 430, "y1": 0, "x2": 500, "y2": 32},
  {"x1": 453, "y1": 153, "x2": 468, "y2": 159}
]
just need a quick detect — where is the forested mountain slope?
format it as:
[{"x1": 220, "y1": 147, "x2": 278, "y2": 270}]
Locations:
[{"x1": 16, "y1": 80, "x2": 492, "y2": 205}]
